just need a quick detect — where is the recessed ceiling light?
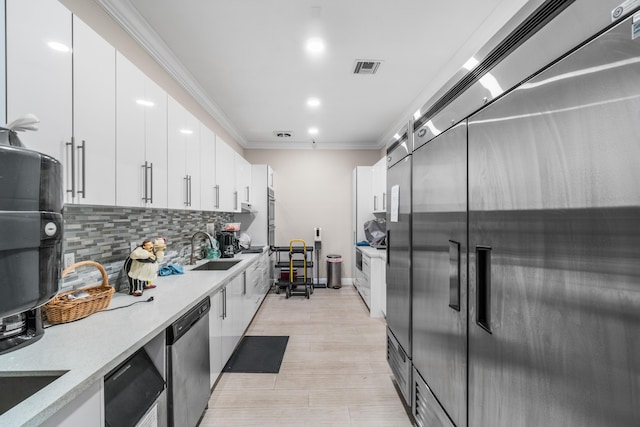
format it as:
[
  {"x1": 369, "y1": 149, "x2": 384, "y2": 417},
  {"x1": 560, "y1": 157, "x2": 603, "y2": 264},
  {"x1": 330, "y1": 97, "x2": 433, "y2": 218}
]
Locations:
[
  {"x1": 393, "y1": 133, "x2": 401, "y2": 140},
  {"x1": 136, "y1": 99, "x2": 155, "y2": 107},
  {"x1": 305, "y1": 38, "x2": 325, "y2": 54},
  {"x1": 308, "y1": 127, "x2": 319, "y2": 135},
  {"x1": 48, "y1": 41, "x2": 70, "y2": 52},
  {"x1": 180, "y1": 129, "x2": 193, "y2": 135},
  {"x1": 307, "y1": 97, "x2": 321, "y2": 108}
]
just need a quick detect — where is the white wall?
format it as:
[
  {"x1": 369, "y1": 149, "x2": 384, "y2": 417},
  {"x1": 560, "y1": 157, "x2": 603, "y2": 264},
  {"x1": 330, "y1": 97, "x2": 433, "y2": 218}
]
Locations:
[{"x1": 245, "y1": 149, "x2": 381, "y2": 280}]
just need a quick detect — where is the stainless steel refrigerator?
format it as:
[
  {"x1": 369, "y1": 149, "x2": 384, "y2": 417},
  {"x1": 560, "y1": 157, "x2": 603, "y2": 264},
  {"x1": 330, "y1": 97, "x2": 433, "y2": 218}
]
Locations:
[
  {"x1": 385, "y1": 131, "x2": 412, "y2": 404},
  {"x1": 410, "y1": 2, "x2": 640, "y2": 426},
  {"x1": 466, "y1": 12, "x2": 640, "y2": 426},
  {"x1": 412, "y1": 121, "x2": 468, "y2": 427}
]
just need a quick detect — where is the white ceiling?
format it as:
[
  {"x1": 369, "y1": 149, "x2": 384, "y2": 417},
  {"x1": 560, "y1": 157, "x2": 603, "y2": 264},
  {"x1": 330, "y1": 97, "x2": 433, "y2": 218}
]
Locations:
[{"x1": 98, "y1": 0, "x2": 529, "y2": 150}]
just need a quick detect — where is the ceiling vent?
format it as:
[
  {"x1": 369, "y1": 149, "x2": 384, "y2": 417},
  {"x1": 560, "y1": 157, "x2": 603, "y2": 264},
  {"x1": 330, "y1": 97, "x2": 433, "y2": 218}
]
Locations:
[
  {"x1": 273, "y1": 131, "x2": 293, "y2": 138},
  {"x1": 353, "y1": 60, "x2": 382, "y2": 75}
]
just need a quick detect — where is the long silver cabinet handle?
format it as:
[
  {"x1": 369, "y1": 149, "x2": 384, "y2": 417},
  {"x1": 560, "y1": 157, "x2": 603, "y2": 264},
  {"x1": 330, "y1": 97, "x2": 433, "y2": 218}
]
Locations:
[
  {"x1": 142, "y1": 162, "x2": 148, "y2": 202},
  {"x1": 149, "y1": 162, "x2": 153, "y2": 204},
  {"x1": 65, "y1": 137, "x2": 76, "y2": 197},
  {"x1": 77, "y1": 140, "x2": 86, "y2": 198}
]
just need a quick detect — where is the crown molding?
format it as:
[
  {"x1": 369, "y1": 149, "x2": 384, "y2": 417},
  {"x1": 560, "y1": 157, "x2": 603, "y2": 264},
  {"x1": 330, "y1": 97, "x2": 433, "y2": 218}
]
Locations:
[{"x1": 94, "y1": 0, "x2": 248, "y2": 147}]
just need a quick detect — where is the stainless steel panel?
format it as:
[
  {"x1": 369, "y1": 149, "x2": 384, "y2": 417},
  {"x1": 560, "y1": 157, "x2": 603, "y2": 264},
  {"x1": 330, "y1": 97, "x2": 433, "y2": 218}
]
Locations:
[
  {"x1": 168, "y1": 312, "x2": 210, "y2": 427},
  {"x1": 386, "y1": 328, "x2": 411, "y2": 405},
  {"x1": 387, "y1": 133, "x2": 411, "y2": 168},
  {"x1": 413, "y1": 367, "x2": 455, "y2": 427},
  {"x1": 412, "y1": 122, "x2": 467, "y2": 427},
  {"x1": 386, "y1": 155, "x2": 412, "y2": 357},
  {"x1": 468, "y1": 15, "x2": 640, "y2": 427},
  {"x1": 414, "y1": 0, "x2": 634, "y2": 151}
]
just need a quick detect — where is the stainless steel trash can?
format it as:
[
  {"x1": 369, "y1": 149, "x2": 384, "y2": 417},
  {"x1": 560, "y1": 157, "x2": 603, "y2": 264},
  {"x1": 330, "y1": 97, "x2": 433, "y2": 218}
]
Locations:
[{"x1": 326, "y1": 254, "x2": 342, "y2": 289}]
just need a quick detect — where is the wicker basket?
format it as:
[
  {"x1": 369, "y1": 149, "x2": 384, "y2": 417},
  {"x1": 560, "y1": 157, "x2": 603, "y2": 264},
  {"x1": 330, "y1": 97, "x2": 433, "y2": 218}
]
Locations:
[{"x1": 44, "y1": 260, "x2": 115, "y2": 324}]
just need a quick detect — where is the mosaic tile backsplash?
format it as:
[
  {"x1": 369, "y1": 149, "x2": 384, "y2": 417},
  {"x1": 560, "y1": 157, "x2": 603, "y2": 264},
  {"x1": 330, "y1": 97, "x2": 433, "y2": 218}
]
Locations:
[{"x1": 62, "y1": 205, "x2": 234, "y2": 293}]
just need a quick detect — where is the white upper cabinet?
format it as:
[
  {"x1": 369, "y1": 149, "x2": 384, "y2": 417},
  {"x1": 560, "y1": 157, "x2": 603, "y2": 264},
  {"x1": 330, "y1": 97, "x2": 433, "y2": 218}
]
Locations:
[
  {"x1": 235, "y1": 152, "x2": 252, "y2": 210},
  {"x1": 167, "y1": 96, "x2": 201, "y2": 210},
  {"x1": 215, "y1": 137, "x2": 237, "y2": 212},
  {"x1": 200, "y1": 123, "x2": 217, "y2": 211},
  {"x1": 6, "y1": 0, "x2": 72, "y2": 174},
  {"x1": 72, "y1": 16, "x2": 116, "y2": 206},
  {"x1": 115, "y1": 52, "x2": 167, "y2": 208},
  {"x1": 372, "y1": 157, "x2": 387, "y2": 214},
  {"x1": 143, "y1": 76, "x2": 169, "y2": 208}
]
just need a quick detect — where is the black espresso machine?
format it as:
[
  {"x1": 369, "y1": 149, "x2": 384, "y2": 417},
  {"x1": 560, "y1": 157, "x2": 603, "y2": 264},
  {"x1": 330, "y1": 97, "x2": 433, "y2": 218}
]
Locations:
[{"x1": 0, "y1": 142, "x2": 63, "y2": 355}]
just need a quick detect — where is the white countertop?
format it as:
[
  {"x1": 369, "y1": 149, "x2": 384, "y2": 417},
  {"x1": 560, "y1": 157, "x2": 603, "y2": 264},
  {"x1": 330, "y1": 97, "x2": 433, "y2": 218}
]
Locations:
[
  {"x1": 356, "y1": 245, "x2": 387, "y2": 259},
  {"x1": 0, "y1": 250, "x2": 265, "y2": 427}
]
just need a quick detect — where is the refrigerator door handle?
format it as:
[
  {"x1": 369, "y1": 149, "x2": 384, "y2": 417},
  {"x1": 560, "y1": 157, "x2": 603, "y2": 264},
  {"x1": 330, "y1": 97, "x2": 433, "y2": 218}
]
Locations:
[
  {"x1": 386, "y1": 230, "x2": 390, "y2": 266},
  {"x1": 476, "y1": 246, "x2": 492, "y2": 333},
  {"x1": 449, "y1": 240, "x2": 461, "y2": 311}
]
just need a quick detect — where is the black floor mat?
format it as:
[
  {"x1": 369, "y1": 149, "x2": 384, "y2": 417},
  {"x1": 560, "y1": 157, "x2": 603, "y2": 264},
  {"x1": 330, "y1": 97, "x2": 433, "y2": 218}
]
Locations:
[{"x1": 223, "y1": 336, "x2": 289, "y2": 373}]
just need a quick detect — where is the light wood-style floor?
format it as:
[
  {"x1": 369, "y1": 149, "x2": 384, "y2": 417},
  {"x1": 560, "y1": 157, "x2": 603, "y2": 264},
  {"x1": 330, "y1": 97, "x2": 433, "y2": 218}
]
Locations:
[{"x1": 200, "y1": 286, "x2": 413, "y2": 426}]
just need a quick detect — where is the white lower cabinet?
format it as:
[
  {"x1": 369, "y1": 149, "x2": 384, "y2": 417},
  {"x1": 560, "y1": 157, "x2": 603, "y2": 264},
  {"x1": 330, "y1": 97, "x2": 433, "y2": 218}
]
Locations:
[
  {"x1": 41, "y1": 380, "x2": 102, "y2": 427},
  {"x1": 209, "y1": 288, "x2": 224, "y2": 387},
  {"x1": 209, "y1": 259, "x2": 270, "y2": 387},
  {"x1": 354, "y1": 249, "x2": 386, "y2": 318},
  {"x1": 209, "y1": 274, "x2": 243, "y2": 386}
]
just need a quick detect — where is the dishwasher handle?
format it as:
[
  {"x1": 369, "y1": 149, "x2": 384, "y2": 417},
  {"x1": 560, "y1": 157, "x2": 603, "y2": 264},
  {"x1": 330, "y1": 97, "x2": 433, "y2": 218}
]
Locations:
[{"x1": 166, "y1": 297, "x2": 211, "y2": 345}]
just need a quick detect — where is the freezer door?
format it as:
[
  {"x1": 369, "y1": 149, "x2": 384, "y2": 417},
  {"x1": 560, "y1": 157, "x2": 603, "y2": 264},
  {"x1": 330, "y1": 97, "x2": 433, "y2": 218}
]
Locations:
[
  {"x1": 386, "y1": 155, "x2": 412, "y2": 357},
  {"x1": 412, "y1": 122, "x2": 467, "y2": 427},
  {"x1": 468, "y1": 15, "x2": 640, "y2": 427}
]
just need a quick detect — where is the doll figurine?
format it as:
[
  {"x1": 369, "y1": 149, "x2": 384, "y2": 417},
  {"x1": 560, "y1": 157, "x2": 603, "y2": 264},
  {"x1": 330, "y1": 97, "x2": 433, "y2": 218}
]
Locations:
[{"x1": 128, "y1": 238, "x2": 166, "y2": 296}]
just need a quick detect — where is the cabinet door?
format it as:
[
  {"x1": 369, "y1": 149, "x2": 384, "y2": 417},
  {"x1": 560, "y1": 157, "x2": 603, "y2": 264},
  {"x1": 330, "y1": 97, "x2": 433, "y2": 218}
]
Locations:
[
  {"x1": 353, "y1": 167, "x2": 375, "y2": 243},
  {"x1": 373, "y1": 157, "x2": 387, "y2": 213},
  {"x1": 6, "y1": 0, "x2": 72, "y2": 172},
  {"x1": 115, "y1": 53, "x2": 146, "y2": 207},
  {"x1": 209, "y1": 288, "x2": 223, "y2": 387},
  {"x1": 200, "y1": 124, "x2": 217, "y2": 211},
  {"x1": 72, "y1": 16, "x2": 116, "y2": 206},
  {"x1": 215, "y1": 138, "x2": 236, "y2": 212},
  {"x1": 222, "y1": 275, "x2": 243, "y2": 363},
  {"x1": 143, "y1": 77, "x2": 168, "y2": 208},
  {"x1": 167, "y1": 97, "x2": 188, "y2": 209},
  {"x1": 268, "y1": 165, "x2": 275, "y2": 190},
  {"x1": 185, "y1": 110, "x2": 201, "y2": 210},
  {"x1": 235, "y1": 153, "x2": 252, "y2": 208}
]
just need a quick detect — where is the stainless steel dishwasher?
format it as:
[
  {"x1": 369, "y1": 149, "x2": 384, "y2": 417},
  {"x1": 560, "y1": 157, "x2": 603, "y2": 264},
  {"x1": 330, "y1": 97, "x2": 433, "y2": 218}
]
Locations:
[{"x1": 166, "y1": 297, "x2": 210, "y2": 427}]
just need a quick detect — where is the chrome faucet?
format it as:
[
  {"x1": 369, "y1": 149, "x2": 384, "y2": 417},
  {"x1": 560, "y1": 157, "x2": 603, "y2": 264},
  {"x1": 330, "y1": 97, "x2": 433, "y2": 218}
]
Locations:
[{"x1": 190, "y1": 231, "x2": 216, "y2": 265}]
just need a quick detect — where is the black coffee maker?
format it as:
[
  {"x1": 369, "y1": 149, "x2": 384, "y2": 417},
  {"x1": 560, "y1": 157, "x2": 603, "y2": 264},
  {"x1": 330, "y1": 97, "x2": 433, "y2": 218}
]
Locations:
[
  {"x1": 0, "y1": 143, "x2": 63, "y2": 354},
  {"x1": 216, "y1": 232, "x2": 237, "y2": 258}
]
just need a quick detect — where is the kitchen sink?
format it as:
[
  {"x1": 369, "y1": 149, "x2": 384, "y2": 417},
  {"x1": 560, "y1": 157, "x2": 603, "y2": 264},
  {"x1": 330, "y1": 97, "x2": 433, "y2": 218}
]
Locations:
[
  {"x1": 0, "y1": 371, "x2": 67, "y2": 415},
  {"x1": 191, "y1": 260, "x2": 241, "y2": 271}
]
